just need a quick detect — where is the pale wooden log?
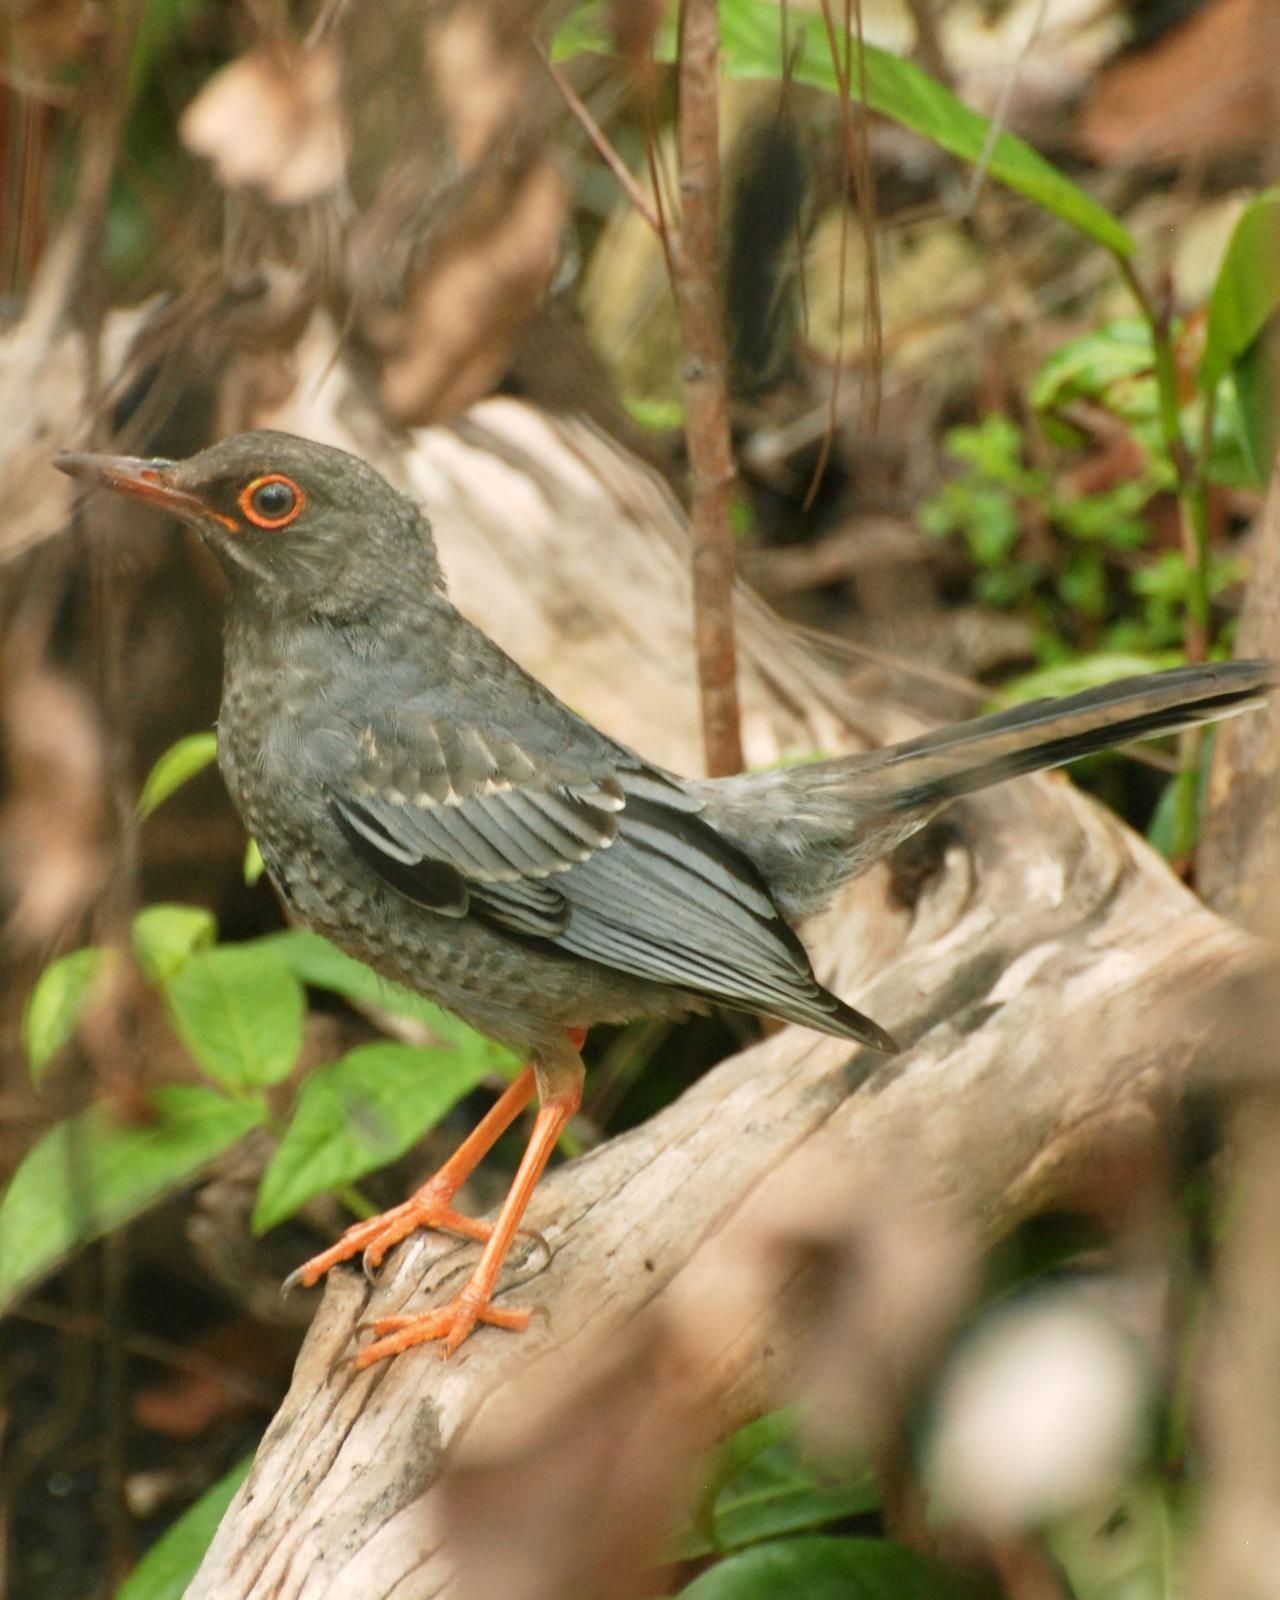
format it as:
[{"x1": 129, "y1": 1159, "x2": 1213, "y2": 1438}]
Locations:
[{"x1": 184, "y1": 343, "x2": 1266, "y2": 1599}]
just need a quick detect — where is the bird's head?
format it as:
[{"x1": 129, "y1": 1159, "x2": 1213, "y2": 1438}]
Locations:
[{"x1": 55, "y1": 429, "x2": 443, "y2": 615}]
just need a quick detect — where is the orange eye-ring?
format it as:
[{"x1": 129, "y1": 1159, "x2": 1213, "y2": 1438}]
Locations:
[{"x1": 240, "y1": 474, "x2": 305, "y2": 529}]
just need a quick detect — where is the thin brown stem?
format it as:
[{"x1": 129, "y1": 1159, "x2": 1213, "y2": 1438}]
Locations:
[
  {"x1": 676, "y1": 0, "x2": 743, "y2": 776},
  {"x1": 806, "y1": 0, "x2": 881, "y2": 509},
  {"x1": 532, "y1": 40, "x2": 668, "y2": 246}
]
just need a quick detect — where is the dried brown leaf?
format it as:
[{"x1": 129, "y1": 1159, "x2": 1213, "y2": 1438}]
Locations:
[
  {"x1": 1, "y1": 660, "x2": 106, "y2": 945},
  {"x1": 7, "y1": 0, "x2": 93, "y2": 74},
  {"x1": 426, "y1": 7, "x2": 528, "y2": 168},
  {"x1": 1079, "y1": 0, "x2": 1274, "y2": 166},
  {"x1": 380, "y1": 158, "x2": 565, "y2": 424},
  {"x1": 180, "y1": 44, "x2": 347, "y2": 206}
]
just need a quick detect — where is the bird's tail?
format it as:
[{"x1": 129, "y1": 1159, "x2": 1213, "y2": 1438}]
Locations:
[
  {"x1": 700, "y1": 660, "x2": 1275, "y2": 928},
  {"x1": 860, "y1": 659, "x2": 1275, "y2": 812}
]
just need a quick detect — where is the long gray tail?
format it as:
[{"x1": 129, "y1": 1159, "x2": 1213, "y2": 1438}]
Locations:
[
  {"x1": 864, "y1": 659, "x2": 1274, "y2": 810},
  {"x1": 701, "y1": 660, "x2": 1275, "y2": 934}
]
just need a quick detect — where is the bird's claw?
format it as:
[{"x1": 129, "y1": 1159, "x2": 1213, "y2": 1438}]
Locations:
[
  {"x1": 282, "y1": 1187, "x2": 493, "y2": 1297},
  {"x1": 351, "y1": 1296, "x2": 533, "y2": 1367}
]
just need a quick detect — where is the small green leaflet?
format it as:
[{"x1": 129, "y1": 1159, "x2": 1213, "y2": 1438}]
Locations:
[
  {"x1": 23, "y1": 946, "x2": 115, "y2": 1084},
  {"x1": 253, "y1": 1039, "x2": 496, "y2": 1232},
  {"x1": 243, "y1": 838, "x2": 266, "y2": 885},
  {"x1": 163, "y1": 945, "x2": 305, "y2": 1089},
  {"x1": 132, "y1": 903, "x2": 218, "y2": 983},
  {"x1": 116, "y1": 1452, "x2": 254, "y2": 1600},
  {"x1": 138, "y1": 731, "x2": 219, "y2": 818},
  {"x1": 1031, "y1": 320, "x2": 1155, "y2": 417},
  {"x1": 0, "y1": 1085, "x2": 264, "y2": 1310}
]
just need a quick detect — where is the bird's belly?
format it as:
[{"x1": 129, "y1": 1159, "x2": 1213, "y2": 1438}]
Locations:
[{"x1": 263, "y1": 826, "x2": 691, "y2": 1054}]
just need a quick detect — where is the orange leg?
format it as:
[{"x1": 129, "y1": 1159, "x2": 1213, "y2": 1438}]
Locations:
[
  {"x1": 354, "y1": 1077, "x2": 583, "y2": 1365},
  {"x1": 284, "y1": 1066, "x2": 537, "y2": 1290}
]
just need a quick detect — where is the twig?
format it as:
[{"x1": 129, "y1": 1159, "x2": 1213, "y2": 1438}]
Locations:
[
  {"x1": 532, "y1": 40, "x2": 669, "y2": 249},
  {"x1": 1117, "y1": 257, "x2": 1214, "y2": 859},
  {"x1": 676, "y1": 0, "x2": 743, "y2": 776},
  {"x1": 806, "y1": 0, "x2": 881, "y2": 510}
]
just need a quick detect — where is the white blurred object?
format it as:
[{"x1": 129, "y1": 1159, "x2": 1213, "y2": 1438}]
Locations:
[{"x1": 925, "y1": 1289, "x2": 1151, "y2": 1533}]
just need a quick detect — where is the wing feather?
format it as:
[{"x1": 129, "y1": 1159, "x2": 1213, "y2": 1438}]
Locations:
[{"x1": 323, "y1": 712, "x2": 868, "y2": 1038}]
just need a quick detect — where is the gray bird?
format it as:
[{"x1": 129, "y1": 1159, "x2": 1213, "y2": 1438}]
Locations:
[{"x1": 55, "y1": 430, "x2": 1273, "y2": 1361}]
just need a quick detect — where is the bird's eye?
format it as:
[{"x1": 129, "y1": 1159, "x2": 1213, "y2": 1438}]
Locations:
[{"x1": 240, "y1": 474, "x2": 304, "y2": 529}]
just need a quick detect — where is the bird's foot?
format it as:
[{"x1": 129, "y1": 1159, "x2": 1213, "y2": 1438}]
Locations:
[
  {"x1": 284, "y1": 1177, "x2": 491, "y2": 1293},
  {"x1": 354, "y1": 1291, "x2": 531, "y2": 1365}
]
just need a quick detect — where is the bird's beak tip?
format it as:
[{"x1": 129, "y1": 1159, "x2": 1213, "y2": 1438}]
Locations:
[{"x1": 51, "y1": 449, "x2": 216, "y2": 526}]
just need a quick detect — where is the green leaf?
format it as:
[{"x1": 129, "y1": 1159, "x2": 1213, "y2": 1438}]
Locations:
[
  {"x1": 243, "y1": 838, "x2": 266, "y2": 886},
  {"x1": 550, "y1": 0, "x2": 612, "y2": 58},
  {"x1": 138, "y1": 732, "x2": 219, "y2": 818},
  {"x1": 715, "y1": 1, "x2": 1135, "y2": 257},
  {"x1": 1147, "y1": 729, "x2": 1216, "y2": 861},
  {"x1": 253, "y1": 1039, "x2": 497, "y2": 1232},
  {"x1": 625, "y1": 394, "x2": 687, "y2": 431},
  {"x1": 1049, "y1": 1482, "x2": 1179, "y2": 1600},
  {"x1": 993, "y1": 653, "x2": 1178, "y2": 708},
  {"x1": 164, "y1": 947, "x2": 305, "y2": 1089},
  {"x1": 1032, "y1": 320, "x2": 1155, "y2": 415},
  {"x1": 23, "y1": 947, "x2": 115, "y2": 1083},
  {"x1": 0, "y1": 1085, "x2": 264, "y2": 1309},
  {"x1": 1201, "y1": 189, "x2": 1280, "y2": 392},
  {"x1": 678, "y1": 1535, "x2": 990, "y2": 1599},
  {"x1": 681, "y1": 1422, "x2": 879, "y2": 1558},
  {"x1": 116, "y1": 1452, "x2": 253, "y2": 1600},
  {"x1": 1232, "y1": 332, "x2": 1279, "y2": 489},
  {"x1": 254, "y1": 930, "x2": 518, "y2": 1062},
  {"x1": 553, "y1": 0, "x2": 1132, "y2": 256},
  {"x1": 132, "y1": 904, "x2": 217, "y2": 983}
]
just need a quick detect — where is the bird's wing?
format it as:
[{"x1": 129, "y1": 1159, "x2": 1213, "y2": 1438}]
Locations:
[
  {"x1": 324, "y1": 714, "x2": 624, "y2": 937},
  {"x1": 321, "y1": 711, "x2": 885, "y2": 1042}
]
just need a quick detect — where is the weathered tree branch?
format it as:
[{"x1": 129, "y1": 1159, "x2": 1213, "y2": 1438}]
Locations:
[{"x1": 172, "y1": 334, "x2": 1269, "y2": 1598}]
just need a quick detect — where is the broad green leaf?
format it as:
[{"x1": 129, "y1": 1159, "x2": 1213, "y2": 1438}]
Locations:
[
  {"x1": 678, "y1": 1535, "x2": 989, "y2": 1599},
  {"x1": 116, "y1": 1451, "x2": 253, "y2": 1600},
  {"x1": 1232, "y1": 330, "x2": 1279, "y2": 488},
  {"x1": 0, "y1": 1085, "x2": 264, "y2": 1309},
  {"x1": 556, "y1": 1, "x2": 1133, "y2": 258},
  {"x1": 723, "y1": 4, "x2": 1135, "y2": 257},
  {"x1": 1201, "y1": 189, "x2": 1280, "y2": 392},
  {"x1": 682, "y1": 1415, "x2": 878, "y2": 1558},
  {"x1": 254, "y1": 930, "x2": 518, "y2": 1063},
  {"x1": 132, "y1": 904, "x2": 217, "y2": 983},
  {"x1": 253, "y1": 1039, "x2": 496, "y2": 1232},
  {"x1": 138, "y1": 732, "x2": 219, "y2": 818},
  {"x1": 164, "y1": 947, "x2": 304, "y2": 1089},
  {"x1": 23, "y1": 947, "x2": 115, "y2": 1083},
  {"x1": 243, "y1": 838, "x2": 266, "y2": 886}
]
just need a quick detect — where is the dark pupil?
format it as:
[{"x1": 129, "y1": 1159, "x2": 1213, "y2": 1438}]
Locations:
[{"x1": 252, "y1": 480, "x2": 295, "y2": 520}]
